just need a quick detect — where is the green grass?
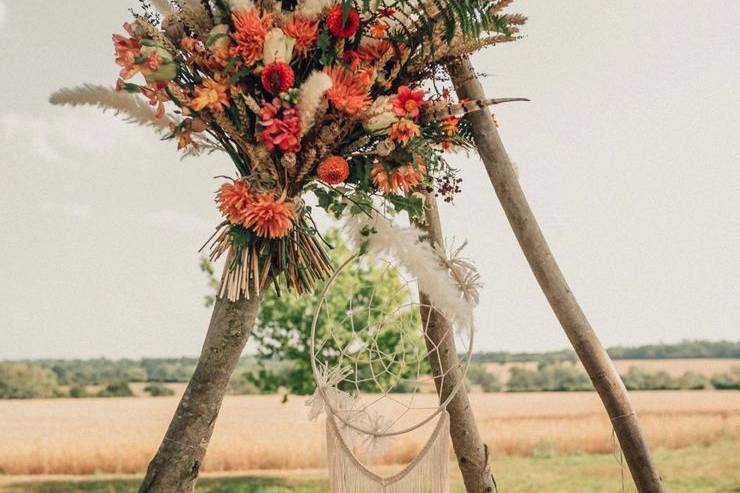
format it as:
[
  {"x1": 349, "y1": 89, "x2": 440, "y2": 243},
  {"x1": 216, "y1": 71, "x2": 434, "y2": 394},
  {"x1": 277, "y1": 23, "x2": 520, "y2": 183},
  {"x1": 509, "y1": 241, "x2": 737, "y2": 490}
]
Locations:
[{"x1": 2, "y1": 441, "x2": 738, "y2": 493}]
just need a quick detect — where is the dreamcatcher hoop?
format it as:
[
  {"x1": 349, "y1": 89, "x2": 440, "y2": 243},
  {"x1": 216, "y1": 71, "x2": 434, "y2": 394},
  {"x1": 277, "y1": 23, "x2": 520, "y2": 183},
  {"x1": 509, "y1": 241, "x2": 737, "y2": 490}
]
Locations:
[{"x1": 309, "y1": 255, "x2": 475, "y2": 438}]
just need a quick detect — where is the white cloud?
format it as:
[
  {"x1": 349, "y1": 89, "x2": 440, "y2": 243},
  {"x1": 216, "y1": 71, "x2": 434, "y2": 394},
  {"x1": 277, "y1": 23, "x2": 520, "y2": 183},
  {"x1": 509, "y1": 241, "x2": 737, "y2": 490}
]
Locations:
[{"x1": 0, "y1": 109, "x2": 153, "y2": 165}]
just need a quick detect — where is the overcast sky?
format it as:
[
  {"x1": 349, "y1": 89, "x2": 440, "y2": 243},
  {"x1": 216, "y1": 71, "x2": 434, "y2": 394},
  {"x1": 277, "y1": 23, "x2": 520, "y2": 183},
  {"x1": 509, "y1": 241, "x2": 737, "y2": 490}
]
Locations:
[{"x1": 1, "y1": 1, "x2": 738, "y2": 359}]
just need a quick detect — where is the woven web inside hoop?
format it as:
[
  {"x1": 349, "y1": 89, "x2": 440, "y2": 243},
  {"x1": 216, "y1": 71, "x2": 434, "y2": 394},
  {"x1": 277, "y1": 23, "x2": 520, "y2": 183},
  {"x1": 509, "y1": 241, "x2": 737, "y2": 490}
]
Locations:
[{"x1": 310, "y1": 255, "x2": 474, "y2": 439}]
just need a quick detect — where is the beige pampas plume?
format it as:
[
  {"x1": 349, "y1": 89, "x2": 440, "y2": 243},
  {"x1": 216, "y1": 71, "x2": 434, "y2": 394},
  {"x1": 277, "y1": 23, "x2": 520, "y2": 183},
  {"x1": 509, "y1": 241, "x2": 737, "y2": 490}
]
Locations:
[
  {"x1": 150, "y1": 0, "x2": 176, "y2": 17},
  {"x1": 296, "y1": 0, "x2": 334, "y2": 18},
  {"x1": 49, "y1": 84, "x2": 173, "y2": 133},
  {"x1": 297, "y1": 71, "x2": 332, "y2": 136},
  {"x1": 228, "y1": 0, "x2": 256, "y2": 11}
]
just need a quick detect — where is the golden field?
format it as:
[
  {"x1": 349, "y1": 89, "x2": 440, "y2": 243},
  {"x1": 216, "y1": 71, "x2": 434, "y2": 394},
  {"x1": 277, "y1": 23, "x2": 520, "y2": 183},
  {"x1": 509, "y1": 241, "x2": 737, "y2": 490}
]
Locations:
[{"x1": 0, "y1": 390, "x2": 738, "y2": 476}]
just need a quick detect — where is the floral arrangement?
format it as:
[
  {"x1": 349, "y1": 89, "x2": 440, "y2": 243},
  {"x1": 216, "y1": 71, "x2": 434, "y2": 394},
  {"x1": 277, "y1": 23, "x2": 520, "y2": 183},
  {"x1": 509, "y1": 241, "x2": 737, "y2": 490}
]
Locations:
[{"x1": 51, "y1": 0, "x2": 525, "y2": 299}]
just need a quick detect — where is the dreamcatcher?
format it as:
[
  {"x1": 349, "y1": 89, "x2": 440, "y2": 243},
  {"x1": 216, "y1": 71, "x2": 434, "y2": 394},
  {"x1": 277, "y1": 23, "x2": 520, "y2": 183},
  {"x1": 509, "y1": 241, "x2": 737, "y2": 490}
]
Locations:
[{"x1": 307, "y1": 214, "x2": 478, "y2": 493}]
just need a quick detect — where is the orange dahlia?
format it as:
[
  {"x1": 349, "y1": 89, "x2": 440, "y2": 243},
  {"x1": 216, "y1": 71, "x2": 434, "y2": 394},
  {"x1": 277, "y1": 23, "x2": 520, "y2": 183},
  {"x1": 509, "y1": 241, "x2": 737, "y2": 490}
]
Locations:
[
  {"x1": 325, "y1": 66, "x2": 371, "y2": 114},
  {"x1": 389, "y1": 119, "x2": 421, "y2": 144},
  {"x1": 317, "y1": 156, "x2": 350, "y2": 185},
  {"x1": 283, "y1": 16, "x2": 319, "y2": 57},
  {"x1": 242, "y1": 194, "x2": 296, "y2": 239},
  {"x1": 371, "y1": 160, "x2": 427, "y2": 193},
  {"x1": 217, "y1": 180, "x2": 254, "y2": 224},
  {"x1": 231, "y1": 9, "x2": 272, "y2": 66}
]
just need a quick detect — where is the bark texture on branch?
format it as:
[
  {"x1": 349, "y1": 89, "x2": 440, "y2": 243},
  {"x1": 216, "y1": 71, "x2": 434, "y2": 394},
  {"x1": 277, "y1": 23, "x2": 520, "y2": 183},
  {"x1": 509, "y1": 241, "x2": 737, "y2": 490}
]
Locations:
[
  {"x1": 139, "y1": 292, "x2": 263, "y2": 493},
  {"x1": 446, "y1": 56, "x2": 664, "y2": 493},
  {"x1": 415, "y1": 195, "x2": 498, "y2": 493}
]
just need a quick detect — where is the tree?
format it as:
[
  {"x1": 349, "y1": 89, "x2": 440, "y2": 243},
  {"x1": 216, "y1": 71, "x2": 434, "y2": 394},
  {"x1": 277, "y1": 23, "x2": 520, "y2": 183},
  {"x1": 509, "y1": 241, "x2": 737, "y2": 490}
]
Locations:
[
  {"x1": 144, "y1": 383, "x2": 176, "y2": 397},
  {"x1": 97, "y1": 381, "x2": 134, "y2": 397},
  {"x1": 0, "y1": 362, "x2": 62, "y2": 399},
  {"x1": 206, "y1": 230, "x2": 428, "y2": 395},
  {"x1": 466, "y1": 363, "x2": 502, "y2": 392}
]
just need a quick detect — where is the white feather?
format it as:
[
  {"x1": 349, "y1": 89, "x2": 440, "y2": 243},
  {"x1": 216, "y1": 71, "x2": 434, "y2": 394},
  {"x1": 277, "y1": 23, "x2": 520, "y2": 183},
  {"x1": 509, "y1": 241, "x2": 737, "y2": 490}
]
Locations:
[
  {"x1": 297, "y1": 71, "x2": 332, "y2": 136},
  {"x1": 343, "y1": 212, "x2": 476, "y2": 331},
  {"x1": 49, "y1": 84, "x2": 174, "y2": 133}
]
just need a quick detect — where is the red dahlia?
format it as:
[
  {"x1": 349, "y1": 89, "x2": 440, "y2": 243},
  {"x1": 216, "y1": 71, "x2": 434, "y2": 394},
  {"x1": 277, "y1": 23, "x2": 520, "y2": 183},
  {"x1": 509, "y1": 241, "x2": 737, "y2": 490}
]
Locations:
[
  {"x1": 261, "y1": 61, "x2": 295, "y2": 95},
  {"x1": 326, "y1": 4, "x2": 360, "y2": 39}
]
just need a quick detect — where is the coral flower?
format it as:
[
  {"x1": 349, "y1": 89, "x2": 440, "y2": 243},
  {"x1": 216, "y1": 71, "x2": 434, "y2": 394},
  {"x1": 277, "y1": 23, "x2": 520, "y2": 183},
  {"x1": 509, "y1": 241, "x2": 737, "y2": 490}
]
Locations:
[
  {"x1": 113, "y1": 34, "x2": 141, "y2": 69},
  {"x1": 369, "y1": 21, "x2": 388, "y2": 39},
  {"x1": 191, "y1": 78, "x2": 230, "y2": 112},
  {"x1": 389, "y1": 119, "x2": 421, "y2": 144},
  {"x1": 317, "y1": 156, "x2": 350, "y2": 184},
  {"x1": 231, "y1": 9, "x2": 272, "y2": 66},
  {"x1": 217, "y1": 180, "x2": 254, "y2": 224},
  {"x1": 242, "y1": 194, "x2": 296, "y2": 238},
  {"x1": 258, "y1": 98, "x2": 302, "y2": 152},
  {"x1": 325, "y1": 66, "x2": 371, "y2": 114},
  {"x1": 283, "y1": 16, "x2": 319, "y2": 57},
  {"x1": 371, "y1": 160, "x2": 427, "y2": 193},
  {"x1": 392, "y1": 85, "x2": 425, "y2": 119},
  {"x1": 261, "y1": 61, "x2": 296, "y2": 95},
  {"x1": 326, "y1": 4, "x2": 360, "y2": 39}
]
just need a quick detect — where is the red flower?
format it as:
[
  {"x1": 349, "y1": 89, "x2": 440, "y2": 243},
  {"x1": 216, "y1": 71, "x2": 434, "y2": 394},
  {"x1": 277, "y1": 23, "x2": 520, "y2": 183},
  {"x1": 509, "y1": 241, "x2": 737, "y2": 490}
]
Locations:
[
  {"x1": 342, "y1": 50, "x2": 362, "y2": 71},
  {"x1": 392, "y1": 85, "x2": 425, "y2": 120},
  {"x1": 317, "y1": 156, "x2": 350, "y2": 184},
  {"x1": 326, "y1": 4, "x2": 360, "y2": 39},
  {"x1": 258, "y1": 98, "x2": 301, "y2": 153},
  {"x1": 261, "y1": 61, "x2": 295, "y2": 95}
]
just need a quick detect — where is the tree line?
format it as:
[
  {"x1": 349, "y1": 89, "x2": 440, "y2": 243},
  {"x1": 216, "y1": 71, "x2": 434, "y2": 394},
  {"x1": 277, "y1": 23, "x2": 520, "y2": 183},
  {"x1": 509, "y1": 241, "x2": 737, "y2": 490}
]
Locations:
[{"x1": 471, "y1": 339, "x2": 740, "y2": 364}]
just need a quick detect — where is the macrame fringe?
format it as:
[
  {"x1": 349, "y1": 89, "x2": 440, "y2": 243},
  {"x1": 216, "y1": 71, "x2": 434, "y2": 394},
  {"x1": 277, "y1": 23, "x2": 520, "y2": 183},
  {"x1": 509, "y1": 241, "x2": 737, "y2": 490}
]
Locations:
[{"x1": 326, "y1": 412, "x2": 450, "y2": 493}]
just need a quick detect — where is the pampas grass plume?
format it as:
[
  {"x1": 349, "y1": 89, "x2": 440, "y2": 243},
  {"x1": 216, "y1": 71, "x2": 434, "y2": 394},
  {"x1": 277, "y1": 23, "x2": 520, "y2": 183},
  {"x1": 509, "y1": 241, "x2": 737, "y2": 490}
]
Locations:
[
  {"x1": 297, "y1": 71, "x2": 332, "y2": 136},
  {"x1": 49, "y1": 84, "x2": 172, "y2": 133}
]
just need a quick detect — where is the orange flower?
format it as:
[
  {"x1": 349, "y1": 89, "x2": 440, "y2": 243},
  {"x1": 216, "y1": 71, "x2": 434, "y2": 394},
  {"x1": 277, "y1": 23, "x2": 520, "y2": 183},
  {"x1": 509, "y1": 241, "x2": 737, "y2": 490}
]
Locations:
[
  {"x1": 283, "y1": 16, "x2": 319, "y2": 57},
  {"x1": 191, "y1": 78, "x2": 230, "y2": 112},
  {"x1": 325, "y1": 66, "x2": 371, "y2": 114},
  {"x1": 317, "y1": 156, "x2": 350, "y2": 185},
  {"x1": 242, "y1": 194, "x2": 296, "y2": 238},
  {"x1": 231, "y1": 9, "x2": 272, "y2": 65},
  {"x1": 217, "y1": 180, "x2": 254, "y2": 224},
  {"x1": 357, "y1": 40, "x2": 392, "y2": 63},
  {"x1": 369, "y1": 21, "x2": 388, "y2": 39},
  {"x1": 371, "y1": 160, "x2": 427, "y2": 193},
  {"x1": 389, "y1": 119, "x2": 420, "y2": 144}
]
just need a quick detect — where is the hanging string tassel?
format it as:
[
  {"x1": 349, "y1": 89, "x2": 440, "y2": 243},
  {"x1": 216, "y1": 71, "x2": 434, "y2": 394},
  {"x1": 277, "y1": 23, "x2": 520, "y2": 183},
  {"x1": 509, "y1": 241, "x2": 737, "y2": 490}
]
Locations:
[{"x1": 326, "y1": 412, "x2": 450, "y2": 493}]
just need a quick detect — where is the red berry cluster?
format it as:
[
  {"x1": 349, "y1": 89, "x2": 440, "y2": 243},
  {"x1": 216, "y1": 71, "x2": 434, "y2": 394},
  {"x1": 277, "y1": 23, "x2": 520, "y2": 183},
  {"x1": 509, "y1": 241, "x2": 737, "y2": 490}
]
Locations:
[{"x1": 435, "y1": 175, "x2": 463, "y2": 203}]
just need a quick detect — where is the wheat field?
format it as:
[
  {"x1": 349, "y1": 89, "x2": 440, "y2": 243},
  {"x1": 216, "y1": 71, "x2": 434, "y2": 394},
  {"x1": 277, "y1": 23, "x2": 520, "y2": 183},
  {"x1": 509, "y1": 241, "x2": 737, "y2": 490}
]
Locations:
[{"x1": 0, "y1": 390, "x2": 738, "y2": 476}]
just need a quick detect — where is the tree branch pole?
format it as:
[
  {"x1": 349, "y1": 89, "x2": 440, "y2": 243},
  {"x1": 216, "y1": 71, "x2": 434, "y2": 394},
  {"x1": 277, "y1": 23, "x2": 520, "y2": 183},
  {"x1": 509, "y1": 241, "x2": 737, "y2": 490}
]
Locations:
[
  {"x1": 446, "y1": 56, "x2": 664, "y2": 493},
  {"x1": 414, "y1": 195, "x2": 499, "y2": 493},
  {"x1": 139, "y1": 291, "x2": 263, "y2": 493}
]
